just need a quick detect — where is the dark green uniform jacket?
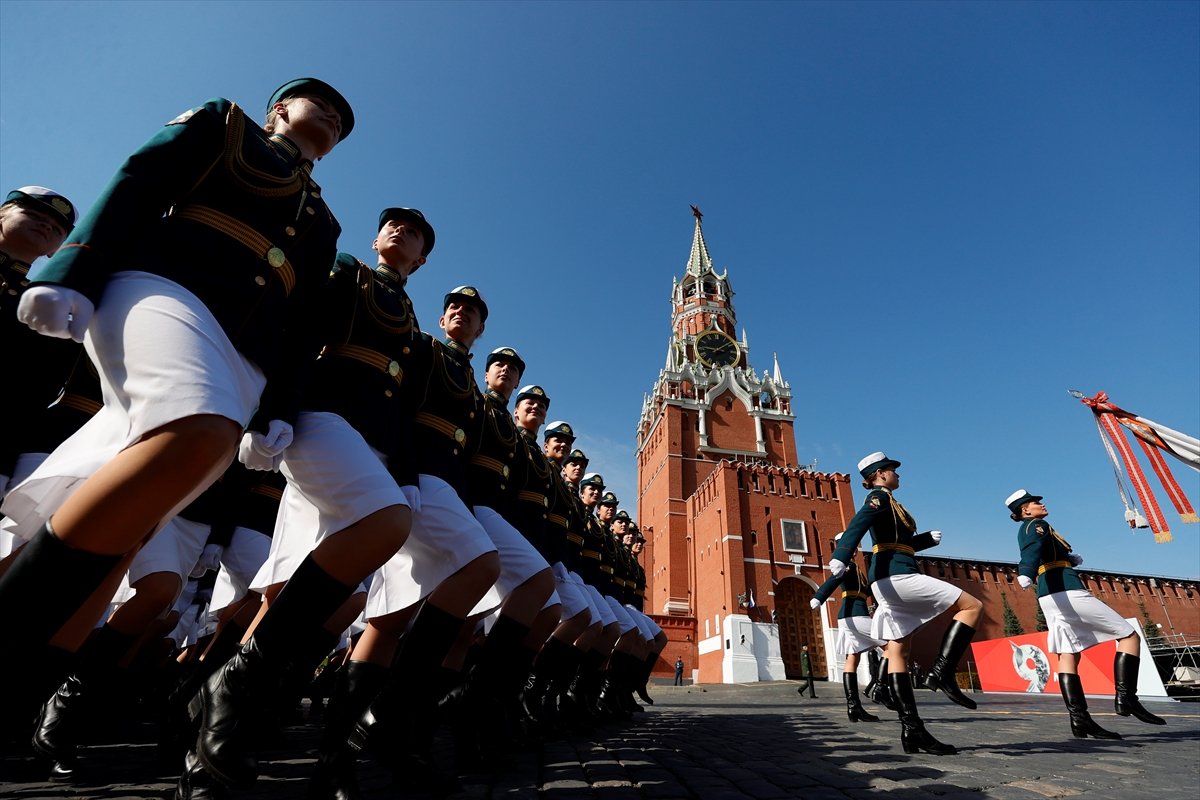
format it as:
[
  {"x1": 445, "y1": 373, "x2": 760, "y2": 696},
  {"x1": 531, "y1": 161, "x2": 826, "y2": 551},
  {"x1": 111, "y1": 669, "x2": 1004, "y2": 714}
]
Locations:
[
  {"x1": 17, "y1": 350, "x2": 100, "y2": 458},
  {"x1": 511, "y1": 428, "x2": 558, "y2": 564},
  {"x1": 1, "y1": 251, "x2": 82, "y2": 475},
  {"x1": 468, "y1": 389, "x2": 523, "y2": 518},
  {"x1": 830, "y1": 488, "x2": 939, "y2": 582},
  {"x1": 301, "y1": 254, "x2": 422, "y2": 487},
  {"x1": 813, "y1": 562, "x2": 872, "y2": 619},
  {"x1": 30, "y1": 98, "x2": 341, "y2": 429},
  {"x1": 552, "y1": 473, "x2": 586, "y2": 572},
  {"x1": 412, "y1": 336, "x2": 484, "y2": 501},
  {"x1": 1018, "y1": 519, "x2": 1085, "y2": 598},
  {"x1": 630, "y1": 552, "x2": 647, "y2": 612}
]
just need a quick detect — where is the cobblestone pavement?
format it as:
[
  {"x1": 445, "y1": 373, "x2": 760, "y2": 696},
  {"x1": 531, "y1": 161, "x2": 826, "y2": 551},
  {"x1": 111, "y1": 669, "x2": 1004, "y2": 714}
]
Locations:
[{"x1": 2, "y1": 681, "x2": 1196, "y2": 799}]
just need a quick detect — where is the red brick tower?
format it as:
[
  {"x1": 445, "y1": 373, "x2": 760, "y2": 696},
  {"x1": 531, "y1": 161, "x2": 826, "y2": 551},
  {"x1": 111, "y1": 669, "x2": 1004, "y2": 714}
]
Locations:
[{"x1": 636, "y1": 208, "x2": 857, "y2": 683}]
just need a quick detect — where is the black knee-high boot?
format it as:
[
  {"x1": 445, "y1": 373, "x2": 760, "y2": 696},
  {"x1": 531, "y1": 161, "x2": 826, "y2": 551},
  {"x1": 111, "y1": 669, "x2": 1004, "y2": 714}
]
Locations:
[
  {"x1": 636, "y1": 652, "x2": 657, "y2": 706},
  {"x1": 596, "y1": 650, "x2": 643, "y2": 719},
  {"x1": 33, "y1": 623, "x2": 139, "y2": 777},
  {"x1": 1113, "y1": 652, "x2": 1166, "y2": 725},
  {"x1": 844, "y1": 673, "x2": 879, "y2": 723},
  {"x1": 0, "y1": 522, "x2": 122, "y2": 661},
  {"x1": 1059, "y1": 673, "x2": 1121, "y2": 739},
  {"x1": 307, "y1": 660, "x2": 387, "y2": 800},
  {"x1": 349, "y1": 602, "x2": 464, "y2": 795},
  {"x1": 564, "y1": 649, "x2": 606, "y2": 723},
  {"x1": 520, "y1": 635, "x2": 574, "y2": 734},
  {"x1": 923, "y1": 621, "x2": 977, "y2": 710},
  {"x1": 891, "y1": 672, "x2": 956, "y2": 755},
  {"x1": 446, "y1": 614, "x2": 531, "y2": 771},
  {"x1": 189, "y1": 556, "x2": 355, "y2": 789},
  {"x1": 1, "y1": 644, "x2": 73, "y2": 744},
  {"x1": 169, "y1": 620, "x2": 248, "y2": 712},
  {"x1": 871, "y1": 658, "x2": 898, "y2": 711},
  {"x1": 162, "y1": 619, "x2": 249, "y2": 763}
]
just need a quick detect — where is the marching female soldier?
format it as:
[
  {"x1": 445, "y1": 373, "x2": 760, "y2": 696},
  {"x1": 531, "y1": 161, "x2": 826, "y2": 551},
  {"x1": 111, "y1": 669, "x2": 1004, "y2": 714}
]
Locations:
[
  {"x1": 512, "y1": 394, "x2": 595, "y2": 735},
  {"x1": 810, "y1": 533, "x2": 885, "y2": 722},
  {"x1": 0, "y1": 79, "x2": 354, "y2": 665},
  {"x1": 344, "y1": 285, "x2": 500, "y2": 795},
  {"x1": 0, "y1": 186, "x2": 77, "y2": 504},
  {"x1": 1007, "y1": 489, "x2": 1164, "y2": 739},
  {"x1": 828, "y1": 452, "x2": 983, "y2": 755},
  {"x1": 181, "y1": 207, "x2": 435, "y2": 798}
]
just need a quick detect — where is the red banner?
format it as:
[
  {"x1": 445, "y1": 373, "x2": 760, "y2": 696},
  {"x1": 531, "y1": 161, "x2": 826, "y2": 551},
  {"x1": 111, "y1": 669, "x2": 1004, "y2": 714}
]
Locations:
[{"x1": 971, "y1": 632, "x2": 1116, "y2": 694}]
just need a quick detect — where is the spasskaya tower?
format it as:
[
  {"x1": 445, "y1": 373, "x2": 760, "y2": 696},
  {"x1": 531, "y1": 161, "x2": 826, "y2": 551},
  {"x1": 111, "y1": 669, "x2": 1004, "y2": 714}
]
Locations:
[{"x1": 636, "y1": 207, "x2": 856, "y2": 683}]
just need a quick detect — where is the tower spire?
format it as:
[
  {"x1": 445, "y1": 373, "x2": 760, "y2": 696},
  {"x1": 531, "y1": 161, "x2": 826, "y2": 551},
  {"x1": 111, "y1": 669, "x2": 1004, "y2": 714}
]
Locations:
[{"x1": 686, "y1": 205, "x2": 715, "y2": 276}]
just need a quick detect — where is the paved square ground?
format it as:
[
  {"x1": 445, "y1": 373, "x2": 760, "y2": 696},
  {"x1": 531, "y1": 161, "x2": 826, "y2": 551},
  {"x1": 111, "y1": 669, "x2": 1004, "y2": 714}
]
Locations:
[{"x1": 2, "y1": 681, "x2": 1195, "y2": 799}]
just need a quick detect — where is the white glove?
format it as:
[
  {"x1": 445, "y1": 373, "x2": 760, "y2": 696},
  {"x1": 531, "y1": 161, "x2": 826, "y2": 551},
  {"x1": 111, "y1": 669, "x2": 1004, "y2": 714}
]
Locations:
[
  {"x1": 828, "y1": 559, "x2": 845, "y2": 577},
  {"x1": 189, "y1": 544, "x2": 224, "y2": 578},
  {"x1": 1017, "y1": 575, "x2": 1033, "y2": 589},
  {"x1": 809, "y1": 598, "x2": 820, "y2": 609},
  {"x1": 238, "y1": 420, "x2": 293, "y2": 471},
  {"x1": 18, "y1": 285, "x2": 94, "y2": 342},
  {"x1": 1068, "y1": 553, "x2": 1084, "y2": 566},
  {"x1": 928, "y1": 530, "x2": 942, "y2": 544}
]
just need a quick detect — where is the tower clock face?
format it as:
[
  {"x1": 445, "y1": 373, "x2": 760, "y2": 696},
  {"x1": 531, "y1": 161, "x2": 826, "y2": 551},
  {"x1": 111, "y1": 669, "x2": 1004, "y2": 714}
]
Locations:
[{"x1": 695, "y1": 330, "x2": 739, "y2": 367}]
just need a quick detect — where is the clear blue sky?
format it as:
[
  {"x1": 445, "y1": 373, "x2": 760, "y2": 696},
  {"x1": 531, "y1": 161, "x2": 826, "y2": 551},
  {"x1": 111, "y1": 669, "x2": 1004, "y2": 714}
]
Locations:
[{"x1": 3, "y1": 1, "x2": 1197, "y2": 579}]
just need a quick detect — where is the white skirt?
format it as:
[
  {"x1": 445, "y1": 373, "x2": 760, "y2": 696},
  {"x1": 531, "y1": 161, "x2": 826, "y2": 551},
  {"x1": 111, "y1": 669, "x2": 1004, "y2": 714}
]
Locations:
[
  {"x1": 870, "y1": 573, "x2": 962, "y2": 641},
  {"x1": 0, "y1": 452, "x2": 49, "y2": 555},
  {"x1": 208, "y1": 527, "x2": 272, "y2": 613},
  {"x1": 364, "y1": 474, "x2": 497, "y2": 618},
  {"x1": 626, "y1": 605, "x2": 661, "y2": 639},
  {"x1": 606, "y1": 595, "x2": 639, "y2": 635},
  {"x1": 583, "y1": 582, "x2": 617, "y2": 627},
  {"x1": 128, "y1": 515, "x2": 210, "y2": 585},
  {"x1": 469, "y1": 506, "x2": 552, "y2": 616},
  {"x1": 250, "y1": 484, "x2": 385, "y2": 594},
  {"x1": 837, "y1": 614, "x2": 886, "y2": 656},
  {"x1": 251, "y1": 411, "x2": 414, "y2": 591},
  {"x1": 1, "y1": 272, "x2": 266, "y2": 539},
  {"x1": 1039, "y1": 590, "x2": 1135, "y2": 654},
  {"x1": 280, "y1": 411, "x2": 415, "y2": 538},
  {"x1": 551, "y1": 562, "x2": 590, "y2": 618}
]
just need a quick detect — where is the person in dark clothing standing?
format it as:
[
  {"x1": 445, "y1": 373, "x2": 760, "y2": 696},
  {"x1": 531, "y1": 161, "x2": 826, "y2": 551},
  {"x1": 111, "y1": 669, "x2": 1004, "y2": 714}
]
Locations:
[
  {"x1": 796, "y1": 645, "x2": 817, "y2": 698},
  {"x1": 673, "y1": 658, "x2": 684, "y2": 686}
]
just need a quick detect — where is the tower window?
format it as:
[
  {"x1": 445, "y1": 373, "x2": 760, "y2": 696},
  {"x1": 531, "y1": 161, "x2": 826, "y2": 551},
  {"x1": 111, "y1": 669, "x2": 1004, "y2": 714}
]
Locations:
[{"x1": 781, "y1": 519, "x2": 807, "y2": 553}]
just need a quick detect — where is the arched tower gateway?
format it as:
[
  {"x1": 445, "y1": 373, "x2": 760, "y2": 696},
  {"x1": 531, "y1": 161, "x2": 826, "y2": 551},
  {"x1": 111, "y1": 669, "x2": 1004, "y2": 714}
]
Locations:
[{"x1": 636, "y1": 208, "x2": 858, "y2": 684}]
